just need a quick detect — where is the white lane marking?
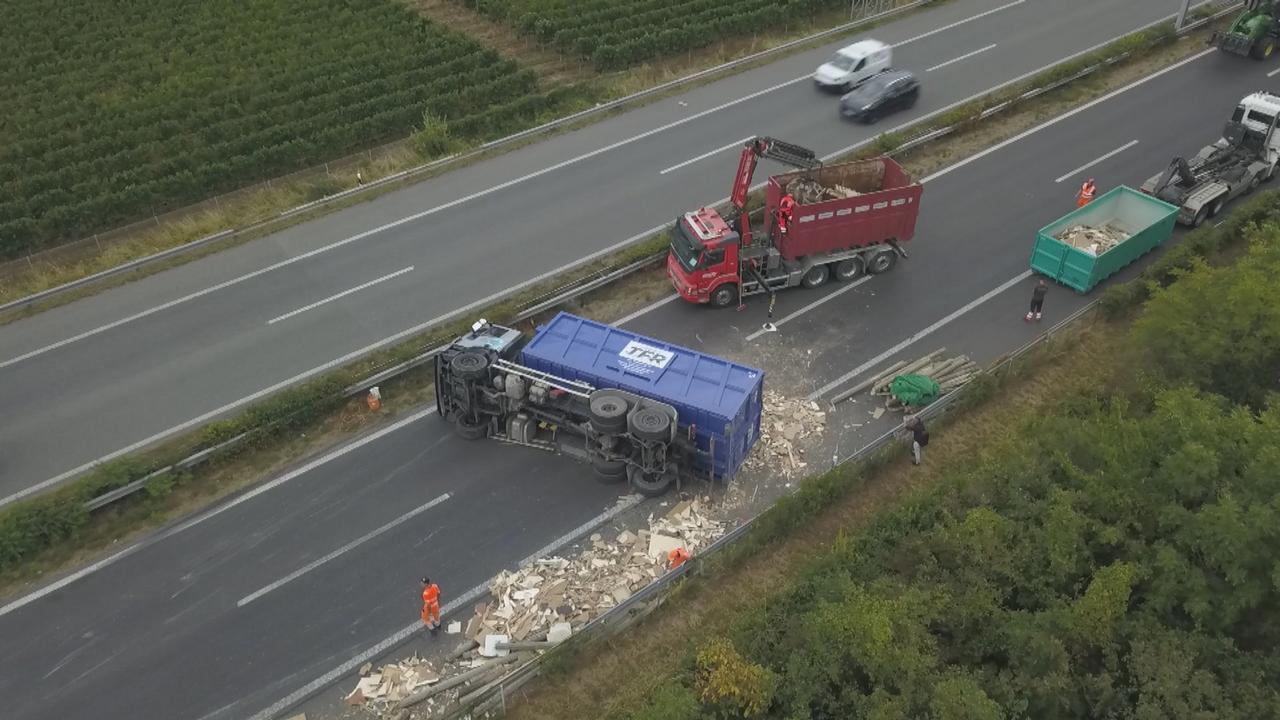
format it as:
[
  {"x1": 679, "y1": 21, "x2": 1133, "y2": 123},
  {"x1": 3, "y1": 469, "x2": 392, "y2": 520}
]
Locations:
[
  {"x1": 614, "y1": 292, "x2": 681, "y2": 327},
  {"x1": 0, "y1": 407, "x2": 437, "y2": 618},
  {"x1": 919, "y1": 49, "x2": 1215, "y2": 184},
  {"x1": 236, "y1": 492, "x2": 451, "y2": 607},
  {"x1": 1268, "y1": 67, "x2": 1280, "y2": 77},
  {"x1": 925, "y1": 43, "x2": 998, "y2": 72},
  {"x1": 267, "y1": 266, "x2": 414, "y2": 325},
  {"x1": 0, "y1": 0, "x2": 1029, "y2": 372},
  {"x1": 660, "y1": 137, "x2": 750, "y2": 175},
  {"x1": 1053, "y1": 140, "x2": 1139, "y2": 183},
  {"x1": 808, "y1": 270, "x2": 1033, "y2": 400},
  {"x1": 245, "y1": 494, "x2": 644, "y2": 720},
  {"x1": 893, "y1": 1, "x2": 1022, "y2": 48},
  {"x1": 745, "y1": 276, "x2": 872, "y2": 341},
  {"x1": 0, "y1": 4, "x2": 1168, "y2": 507}
]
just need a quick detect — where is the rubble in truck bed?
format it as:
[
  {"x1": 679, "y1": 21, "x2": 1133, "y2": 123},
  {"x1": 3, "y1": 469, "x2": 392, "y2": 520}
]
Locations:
[
  {"x1": 1055, "y1": 224, "x2": 1130, "y2": 256},
  {"x1": 342, "y1": 392, "x2": 830, "y2": 719},
  {"x1": 785, "y1": 177, "x2": 863, "y2": 204}
]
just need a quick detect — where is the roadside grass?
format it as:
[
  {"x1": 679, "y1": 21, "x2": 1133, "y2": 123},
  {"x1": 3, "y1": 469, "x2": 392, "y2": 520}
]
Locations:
[
  {"x1": 0, "y1": 0, "x2": 930, "y2": 310},
  {"x1": 0, "y1": 15, "x2": 1231, "y2": 603}
]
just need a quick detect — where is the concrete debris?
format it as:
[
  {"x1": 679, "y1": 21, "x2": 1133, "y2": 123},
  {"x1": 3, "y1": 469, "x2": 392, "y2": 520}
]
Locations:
[
  {"x1": 446, "y1": 621, "x2": 462, "y2": 635},
  {"x1": 359, "y1": 662, "x2": 373, "y2": 676},
  {"x1": 742, "y1": 390, "x2": 827, "y2": 477},
  {"x1": 1055, "y1": 224, "x2": 1129, "y2": 256},
  {"x1": 344, "y1": 655, "x2": 439, "y2": 711},
  {"x1": 547, "y1": 622, "x2": 573, "y2": 644},
  {"x1": 480, "y1": 634, "x2": 511, "y2": 658}
]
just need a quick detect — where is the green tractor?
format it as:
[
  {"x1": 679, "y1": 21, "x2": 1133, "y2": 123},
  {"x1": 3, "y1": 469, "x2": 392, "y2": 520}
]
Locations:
[{"x1": 1211, "y1": 0, "x2": 1280, "y2": 59}]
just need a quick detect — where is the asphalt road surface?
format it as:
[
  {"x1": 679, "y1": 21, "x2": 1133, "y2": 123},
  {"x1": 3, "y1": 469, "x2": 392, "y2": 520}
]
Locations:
[
  {"x1": 2, "y1": 35, "x2": 1273, "y2": 720},
  {"x1": 0, "y1": 0, "x2": 1204, "y2": 504}
]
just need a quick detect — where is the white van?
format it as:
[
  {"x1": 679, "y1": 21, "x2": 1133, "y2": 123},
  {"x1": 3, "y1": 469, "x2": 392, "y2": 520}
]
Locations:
[{"x1": 813, "y1": 39, "x2": 892, "y2": 92}]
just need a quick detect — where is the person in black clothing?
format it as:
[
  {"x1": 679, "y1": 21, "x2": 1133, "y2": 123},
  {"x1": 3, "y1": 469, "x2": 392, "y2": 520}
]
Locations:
[
  {"x1": 905, "y1": 415, "x2": 929, "y2": 465},
  {"x1": 1025, "y1": 279, "x2": 1048, "y2": 322}
]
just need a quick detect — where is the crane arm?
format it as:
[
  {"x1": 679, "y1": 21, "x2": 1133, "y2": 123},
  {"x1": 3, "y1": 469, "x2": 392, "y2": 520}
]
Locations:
[{"x1": 729, "y1": 137, "x2": 821, "y2": 211}]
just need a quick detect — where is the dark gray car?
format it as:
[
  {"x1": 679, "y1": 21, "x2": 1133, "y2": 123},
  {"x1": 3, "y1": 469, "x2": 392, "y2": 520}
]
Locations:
[{"x1": 840, "y1": 70, "x2": 920, "y2": 123}]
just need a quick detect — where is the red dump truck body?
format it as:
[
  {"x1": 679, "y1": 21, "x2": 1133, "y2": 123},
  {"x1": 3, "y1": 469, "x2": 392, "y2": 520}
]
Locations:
[
  {"x1": 668, "y1": 155, "x2": 924, "y2": 307},
  {"x1": 766, "y1": 157, "x2": 922, "y2": 259}
]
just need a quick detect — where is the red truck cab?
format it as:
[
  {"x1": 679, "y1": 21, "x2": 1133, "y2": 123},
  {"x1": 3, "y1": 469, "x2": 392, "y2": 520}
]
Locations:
[{"x1": 667, "y1": 207, "x2": 743, "y2": 307}]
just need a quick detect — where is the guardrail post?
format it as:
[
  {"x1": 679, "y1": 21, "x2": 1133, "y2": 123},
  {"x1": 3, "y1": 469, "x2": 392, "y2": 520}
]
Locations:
[{"x1": 1175, "y1": 0, "x2": 1192, "y2": 30}]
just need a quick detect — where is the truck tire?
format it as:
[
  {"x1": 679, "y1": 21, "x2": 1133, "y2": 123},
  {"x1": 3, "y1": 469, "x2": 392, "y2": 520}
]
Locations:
[
  {"x1": 800, "y1": 264, "x2": 830, "y2": 289},
  {"x1": 450, "y1": 351, "x2": 489, "y2": 380},
  {"x1": 868, "y1": 250, "x2": 897, "y2": 274},
  {"x1": 710, "y1": 283, "x2": 738, "y2": 308},
  {"x1": 1209, "y1": 197, "x2": 1225, "y2": 218},
  {"x1": 589, "y1": 390, "x2": 630, "y2": 434},
  {"x1": 1252, "y1": 37, "x2": 1276, "y2": 60},
  {"x1": 834, "y1": 257, "x2": 865, "y2": 281},
  {"x1": 592, "y1": 456, "x2": 627, "y2": 484},
  {"x1": 454, "y1": 415, "x2": 488, "y2": 441},
  {"x1": 629, "y1": 407, "x2": 672, "y2": 442},
  {"x1": 1248, "y1": 173, "x2": 1262, "y2": 194},
  {"x1": 628, "y1": 462, "x2": 678, "y2": 498},
  {"x1": 1192, "y1": 205, "x2": 1209, "y2": 228}
]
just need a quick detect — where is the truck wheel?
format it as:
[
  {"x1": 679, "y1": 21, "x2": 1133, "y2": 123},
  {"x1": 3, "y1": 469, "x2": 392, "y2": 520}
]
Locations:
[
  {"x1": 592, "y1": 456, "x2": 627, "y2": 484},
  {"x1": 628, "y1": 463, "x2": 678, "y2": 498},
  {"x1": 1248, "y1": 173, "x2": 1262, "y2": 194},
  {"x1": 1252, "y1": 37, "x2": 1276, "y2": 60},
  {"x1": 589, "y1": 390, "x2": 630, "y2": 434},
  {"x1": 868, "y1": 250, "x2": 897, "y2": 274},
  {"x1": 710, "y1": 284, "x2": 738, "y2": 308},
  {"x1": 1191, "y1": 206, "x2": 1209, "y2": 228},
  {"x1": 1209, "y1": 198, "x2": 1225, "y2": 218},
  {"x1": 834, "y1": 257, "x2": 865, "y2": 281},
  {"x1": 800, "y1": 264, "x2": 830, "y2": 289},
  {"x1": 629, "y1": 407, "x2": 672, "y2": 442},
  {"x1": 450, "y1": 351, "x2": 489, "y2": 380},
  {"x1": 454, "y1": 415, "x2": 488, "y2": 441}
]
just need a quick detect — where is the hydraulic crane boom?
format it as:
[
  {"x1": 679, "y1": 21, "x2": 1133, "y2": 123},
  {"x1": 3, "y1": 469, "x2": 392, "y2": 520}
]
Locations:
[{"x1": 729, "y1": 137, "x2": 821, "y2": 211}]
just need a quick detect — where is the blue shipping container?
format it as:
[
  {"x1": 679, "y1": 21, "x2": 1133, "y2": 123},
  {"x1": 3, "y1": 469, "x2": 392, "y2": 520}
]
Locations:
[{"x1": 520, "y1": 312, "x2": 765, "y2": 480}]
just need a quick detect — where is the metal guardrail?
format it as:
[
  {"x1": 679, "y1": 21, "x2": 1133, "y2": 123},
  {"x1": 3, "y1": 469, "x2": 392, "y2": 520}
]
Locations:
[
  {"x1": 82, "y1": 250, "x2": 669, "y2": 512},
  {"x1": 0, "y1": 0, "x2": 932, "y2": 315},
  {"x1": 71, "y1": 3, "x2": 1233, "y2": 514}
]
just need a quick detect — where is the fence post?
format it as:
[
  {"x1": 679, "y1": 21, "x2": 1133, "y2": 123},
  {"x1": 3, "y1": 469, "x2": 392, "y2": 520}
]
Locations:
[{"x1": 1174, "y1": 0, "x2": 1192, "y2": 30}]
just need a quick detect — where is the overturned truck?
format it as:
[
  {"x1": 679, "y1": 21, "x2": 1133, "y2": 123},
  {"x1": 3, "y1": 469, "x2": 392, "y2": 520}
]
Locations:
[{"x1": 436, "y1": 312, "x2": 764, "y2": 497}]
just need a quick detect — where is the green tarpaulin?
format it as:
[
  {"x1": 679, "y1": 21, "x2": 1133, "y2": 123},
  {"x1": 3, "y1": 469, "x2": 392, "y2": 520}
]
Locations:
[{"x1": 890, "y1": 374, "x2": 940, "y2": 406}]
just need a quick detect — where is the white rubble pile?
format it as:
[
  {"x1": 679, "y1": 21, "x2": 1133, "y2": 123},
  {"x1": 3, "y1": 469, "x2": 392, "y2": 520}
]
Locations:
[
  {"x1": 474, "y1": 497, "x2": 724, "y2": 643},
  {"x1": 344, "y1": 656, "x2": 440, "y2": 712},
  {"x1": 345, "y1": 499, "x2": 726, "y2": 718},
  {"x1": 743, "y1": 390, "x2": 827, "y2": 477}
]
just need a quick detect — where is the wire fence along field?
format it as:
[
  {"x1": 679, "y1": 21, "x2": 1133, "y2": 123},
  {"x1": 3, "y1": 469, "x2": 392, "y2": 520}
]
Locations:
[
  {"x1": 0, "y1": 0, "x2": 586, "y2": 260},
  {"x1": 471, "y1": 0, "x2": 907, "y2": 70}
]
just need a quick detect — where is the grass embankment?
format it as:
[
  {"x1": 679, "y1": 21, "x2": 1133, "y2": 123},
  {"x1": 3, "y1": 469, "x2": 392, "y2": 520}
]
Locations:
[
  {"x1": 0, "y1": 11, "x2": 1227, "y2": 602},
  {"x1": 0, "y1": 0, "x2": 929, "y2": 309},
  {"x1": 503, "y1": 193, "x2": 1280, "y2": 720}
]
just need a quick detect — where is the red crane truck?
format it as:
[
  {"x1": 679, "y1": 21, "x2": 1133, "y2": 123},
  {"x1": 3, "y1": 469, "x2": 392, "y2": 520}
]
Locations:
[{"x1": 666, "y1": 137, "x2": 924, "y2": 308}]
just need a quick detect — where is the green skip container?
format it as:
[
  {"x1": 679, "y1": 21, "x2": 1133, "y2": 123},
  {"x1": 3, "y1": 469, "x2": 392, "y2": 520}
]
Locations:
[{"x1": 1030, "y1": 185, "x2": 1179, "y2": 293}]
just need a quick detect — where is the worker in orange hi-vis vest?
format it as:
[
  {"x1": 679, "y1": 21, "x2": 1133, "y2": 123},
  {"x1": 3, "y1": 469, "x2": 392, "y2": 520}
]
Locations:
[
  {"x1": 1076, "y1": 178, "x2": 1097, "y2": 208},
  {"x1": 667, "y1": 547, "x2": 691, "y2": 570},
  {"x1": 776, "y1": 193, "x2": 797, "y2": 235},
  {"x1": 420, "y1": 577, "x2": 441, "y2": 635}
]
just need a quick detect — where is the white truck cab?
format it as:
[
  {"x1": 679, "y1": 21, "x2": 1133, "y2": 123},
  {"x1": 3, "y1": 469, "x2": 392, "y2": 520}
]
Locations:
[
  {"x1": 814, "y1": 39, "x2": 892, "y2": 92},
  {"x1": 1230, "y1": 91, "x2": 1280, "y2": 169}
]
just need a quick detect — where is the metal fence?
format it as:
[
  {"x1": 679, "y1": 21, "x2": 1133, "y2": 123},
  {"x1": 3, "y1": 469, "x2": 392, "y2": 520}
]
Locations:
[
  {"x1": 0, "y1": 0, "x2": 931, "y2": 313},
  {"x1": 68, "y1": 1, "x2": 1239, "y2": 515}
]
